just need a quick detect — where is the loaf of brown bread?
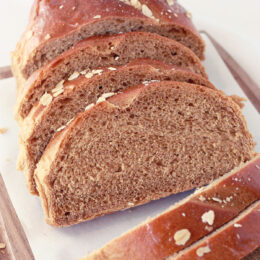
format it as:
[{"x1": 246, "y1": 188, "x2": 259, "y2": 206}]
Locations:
[
  {"x1": 81, "y1": 155, "x2": 260, "y2": 259},
  {"x1": 173, "y1": 201, "x2": 260, "y2": 260},
  {"x1": 35, "y1": 81, "x2": 255, "y2": 227},
  {"x1": 18, "y1": 59, "x2": 214, "y2": 195},
  {"x1": 11, "y1": 0, "x2": 205, "y2": 81},
  {"x1": 11, "y1": 0, "x2": 259, "y2": 258},
  {"x1": 15, "y1": 31, "x2": 207, "y2": 121}
]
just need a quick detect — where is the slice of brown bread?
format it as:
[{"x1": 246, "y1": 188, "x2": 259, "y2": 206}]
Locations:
[
  {"x1": 11, "y1": 0, "x2": 205, "y2": 81},
  {"x1": 15, "y1": 31, "x2": 207, "y2": 121},
  {"x1": 81, "y1": 155, "x2": 260, "y2": 260},
  {"x1": 34, "y1": 81, "x2": 255, "y2": 227},
  {"x1": 18, "y1": 59, "x2": 214, "y2": 195},
  {"x1": 173, "y1": 200, "x2": 260, "y2": 260}
]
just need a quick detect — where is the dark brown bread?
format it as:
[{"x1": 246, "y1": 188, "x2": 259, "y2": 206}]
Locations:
[
  {"x1": 35, "y1": 81, "x2": 255, "y2": 227},
  {"x1": 173, "y1": 201, "x2": 260, "y2": 260},
  {"x1": 18, "y1": 59, "x2": 214, "y2": 195},
  {"x1": 15, "y1": 31, "x2": 207, "y2": 121},
  {"x1": 82, "y1": 155, "x2": 260, "y2": 259},
  {"x1": 11, "y1": 0, "x2": 204, "y2": 81}
]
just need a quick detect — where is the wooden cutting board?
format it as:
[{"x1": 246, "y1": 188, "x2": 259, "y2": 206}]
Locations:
[{"x1": 0, "y1": 175, "x2": 34, "y2": 259}]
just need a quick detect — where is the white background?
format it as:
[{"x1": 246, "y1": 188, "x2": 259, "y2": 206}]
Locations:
[{"x1": 0, "y1": 0, "x2": 260, "y2": 84}]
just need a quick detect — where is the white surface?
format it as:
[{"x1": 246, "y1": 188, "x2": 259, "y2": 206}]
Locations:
[{"x1": 0, "y1": 36, "x2": 259, "y2": 260}]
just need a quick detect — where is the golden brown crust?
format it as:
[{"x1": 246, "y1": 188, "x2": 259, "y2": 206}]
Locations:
[
  {"x1": 11, "y1": 0, "x2": 204, "y2": 80},
  {"x1": 174, "y1": 201, "x2": 260, "y2": 260},
  {"x1": 82, "y1": 156, "x2": 260, "y2": 259}
]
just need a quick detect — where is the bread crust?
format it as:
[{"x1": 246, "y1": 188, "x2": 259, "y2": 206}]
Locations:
[
  {"x1": 18, "y1": 60, "x2": 214, "y2": 195},
  {"x1": 174, "y1": 200, "x2": 260, "y2": 260},
  {"x1": 35, "y1": 82, "x2": 256, "y2": 227},
  {"x1": 15, "y1": 31, "x2": 207, "y2": 121},
  {"x1": 11, "y1": 0, "x2": 205, "y2": 80},
  {"x1": 81, "y1": 155, "x2": 260, "y2": 259}
]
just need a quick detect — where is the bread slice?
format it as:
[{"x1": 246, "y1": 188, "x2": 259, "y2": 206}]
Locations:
[
  {"x1": 34, "y1": 81, "x2": 255, "y2": 227},
  {"x1": 173, "y1": 200, "x2": 260, "y2": 260},
  {"x1": 18, "y1": 59, "x2": 214, "y2": 195},
  {"x1": 11, "y1": 0, "x2": 205, "y2": 80},
  {"x1": 81, "y1": 155, "x2": 260, "y2": 259},
  {"x1": 15, "y1": 31, "x2": 207, "y2": 121}
]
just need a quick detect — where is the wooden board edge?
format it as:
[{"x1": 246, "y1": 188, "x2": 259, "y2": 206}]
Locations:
[{"x1": 0, "y1": 174, "x2": 34, "y2": 260}]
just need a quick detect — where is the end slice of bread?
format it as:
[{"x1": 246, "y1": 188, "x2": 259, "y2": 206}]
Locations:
[{"x1": 35, "y1": 81, "x2": 255, "y2": 227}]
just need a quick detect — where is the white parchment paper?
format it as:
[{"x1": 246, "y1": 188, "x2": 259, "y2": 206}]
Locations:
[{"x1": 0, "y1": 36, "x2": 259, "y2": 260}]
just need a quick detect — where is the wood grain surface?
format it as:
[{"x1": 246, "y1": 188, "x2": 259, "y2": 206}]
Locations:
[
  {"x1": 201, "y1": 31, "x2": 260, "y2": 114},
  {"x1": 0, "y1": 175, "x2": 34, "y2": 260},
  {"x1": 0, "y1": 66, "x2": 12, "y2": 80}
]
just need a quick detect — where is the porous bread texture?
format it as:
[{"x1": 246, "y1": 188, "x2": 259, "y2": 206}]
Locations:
[
  {"x1": 11, "y1": 0, "x2": 205, "y2": 80},
  {"x1": 35, "y1": 81, "x2": 255, "y2": 227},
  {"x1": 15, "y1": 32, "x2": 207, "y2": 121},
  {"x1": 18, "y1": 60, "x2": 215, "y2": 195}
]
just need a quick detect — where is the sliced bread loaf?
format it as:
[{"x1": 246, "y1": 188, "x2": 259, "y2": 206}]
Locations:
[
  {"x1": 173, "y1": 200, "x2": 260, "y2": 260},
  {"x1": 11, "y1": 0, "x2": 204, "y2": 80},
  {"x1": 35, "y1": 81, "x2": 255, "y2": 227},
  {"x1": 15, "y1": 31, "x2": 207, "y2": 121},
  {"x1": 18, "y1": 59, "x2": 214, "y2": 194},
  {"x1": 82, "y1": 155, "x2": 260, "y2": 259}
]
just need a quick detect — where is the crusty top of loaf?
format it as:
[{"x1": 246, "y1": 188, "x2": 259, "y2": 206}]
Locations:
[
  {"x1": 12, "y1": 0, "x2": 204, "y2": 78},
  {"x1": 173, "y1": 201, "x2": 260, "y2": 260},
  {"x1": 26, "y1": 0, "x2": 198, "y2": 39}
]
